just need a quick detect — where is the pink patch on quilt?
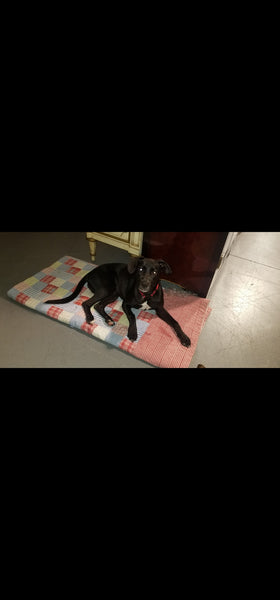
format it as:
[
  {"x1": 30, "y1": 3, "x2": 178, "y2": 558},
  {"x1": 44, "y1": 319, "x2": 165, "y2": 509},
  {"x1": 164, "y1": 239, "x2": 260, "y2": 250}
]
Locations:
[{"x1": 128, "y1": 291, "x2": 211, "y2": 368}]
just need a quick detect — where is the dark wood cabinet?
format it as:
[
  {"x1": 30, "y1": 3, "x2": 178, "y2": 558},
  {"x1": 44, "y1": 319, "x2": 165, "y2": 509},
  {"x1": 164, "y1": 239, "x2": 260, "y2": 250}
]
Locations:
[{"x1": 142, "y1": 232, "x2": 228, "y2": 297}]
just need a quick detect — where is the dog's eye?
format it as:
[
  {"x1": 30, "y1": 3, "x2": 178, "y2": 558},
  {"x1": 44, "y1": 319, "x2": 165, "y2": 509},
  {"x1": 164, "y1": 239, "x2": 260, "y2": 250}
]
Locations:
[
  {"x1": 153, "y1": 269, "x2": 157, "y2": 275},
  {"x1": 139, "y1": 266, "x2": 143, "y2": 272}
]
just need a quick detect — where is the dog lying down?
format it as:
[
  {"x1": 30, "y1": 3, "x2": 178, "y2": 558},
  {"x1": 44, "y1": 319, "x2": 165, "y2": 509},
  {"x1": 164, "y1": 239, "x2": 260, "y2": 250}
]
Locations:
[{"x1": 45, "y1": 256, "x2": 191, "y2": 347}]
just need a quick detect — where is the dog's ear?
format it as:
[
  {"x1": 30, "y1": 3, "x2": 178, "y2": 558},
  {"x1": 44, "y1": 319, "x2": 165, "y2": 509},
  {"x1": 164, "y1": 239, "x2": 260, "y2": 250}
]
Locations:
[
  {"x1": 158, "y1": 259, "x2": 172, "y2": 275},
  {"x1": 127, "y1": 256, "x2": 143, "y2": 274}
]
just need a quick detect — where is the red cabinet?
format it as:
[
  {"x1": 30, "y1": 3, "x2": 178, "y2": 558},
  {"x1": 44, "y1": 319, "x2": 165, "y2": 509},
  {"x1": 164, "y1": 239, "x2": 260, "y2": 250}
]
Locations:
[{"x1": 142, "y1": 232, "x2": 228, "y2": 297}]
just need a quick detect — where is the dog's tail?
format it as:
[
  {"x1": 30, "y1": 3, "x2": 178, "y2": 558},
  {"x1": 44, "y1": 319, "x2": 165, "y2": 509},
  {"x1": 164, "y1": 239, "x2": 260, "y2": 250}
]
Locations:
[{"x1": 44, "y1": 272, "x2": 90, "y2": 305}]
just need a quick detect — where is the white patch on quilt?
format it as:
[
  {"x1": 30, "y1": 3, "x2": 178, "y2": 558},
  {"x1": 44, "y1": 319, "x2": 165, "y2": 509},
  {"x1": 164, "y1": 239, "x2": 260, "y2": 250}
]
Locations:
[
  {"x1": 25, "y1": 297, "x2": 41, "y2": 309},
  {"x1": 58, "y1": 310, "x2": 74, "y2": 324},
  {"x1": 94, "y1": 325, "x2": 110, "y2": 341}
]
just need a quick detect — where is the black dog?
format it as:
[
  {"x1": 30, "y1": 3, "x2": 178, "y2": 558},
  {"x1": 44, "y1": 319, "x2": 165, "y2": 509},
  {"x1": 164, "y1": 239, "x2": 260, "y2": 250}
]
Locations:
[{"x1": 45, "y1": 257, "x2": 191, "y2": 347}]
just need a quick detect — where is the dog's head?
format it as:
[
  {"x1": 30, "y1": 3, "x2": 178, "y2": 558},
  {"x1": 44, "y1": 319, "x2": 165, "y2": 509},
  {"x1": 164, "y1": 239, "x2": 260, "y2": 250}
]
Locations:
[{"x1": 127, "y1": 257, "x2": 172, "y2": 294}]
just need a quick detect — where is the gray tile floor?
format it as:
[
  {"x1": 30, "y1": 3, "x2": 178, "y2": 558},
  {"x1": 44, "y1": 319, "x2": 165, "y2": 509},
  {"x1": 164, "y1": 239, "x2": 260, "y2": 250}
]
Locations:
[
  {"x1": 191, "y1": 232, "x2": 280, "y2": 368},
  {"x1": 0, "y1": 231, "x2": 279, "y2": 367}
]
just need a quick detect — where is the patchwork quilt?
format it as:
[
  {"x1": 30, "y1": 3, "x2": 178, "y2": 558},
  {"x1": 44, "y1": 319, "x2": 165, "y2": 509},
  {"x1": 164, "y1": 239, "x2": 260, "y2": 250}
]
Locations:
[{"x1": 7, "y1": 256, "x2": 211, "y2": 368}]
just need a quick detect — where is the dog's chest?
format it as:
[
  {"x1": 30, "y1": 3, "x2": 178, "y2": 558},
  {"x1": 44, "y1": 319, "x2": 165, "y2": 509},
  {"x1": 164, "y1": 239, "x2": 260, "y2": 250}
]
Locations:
[{"x1": 140, "y1": 300, "x2": 151, "y2": 310}]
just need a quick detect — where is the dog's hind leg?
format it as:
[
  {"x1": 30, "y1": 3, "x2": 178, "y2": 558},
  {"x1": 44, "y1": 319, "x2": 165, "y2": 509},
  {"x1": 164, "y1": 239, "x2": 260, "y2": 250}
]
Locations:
[
  {"x1": 82, "y1": 295, "x2": 97, "y2": 323},
  {"x1": 94, "y1": 293, "x2": 119, "y2": 326},
  {"x1": 82, "y1": 292, "x2": 118, "y2": 324}
]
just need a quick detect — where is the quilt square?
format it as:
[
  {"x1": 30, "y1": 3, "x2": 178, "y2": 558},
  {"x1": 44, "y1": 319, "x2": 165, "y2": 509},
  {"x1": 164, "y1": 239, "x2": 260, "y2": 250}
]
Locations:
[
  {"x1": 47, "y1": 306, "x2": 63, "y2": 319},
  {"x1": 119, "y1": 337, "x2": 135, "y2": 353},
  {"x1": 25, "y1": 297, "x2": 42, "y2": 310},
  {"x1": 111, "y1": 323, "x2": 128, "y2": 337},
  {"x1": 107, "y1": 309, "x2": 123, "y2": 323},
  {"x1": 49, "y1": 286, "x2": 71, "y2": 299},
  {"x1": 16, "y1": 292, "x2": 30, "y2": 305},
  {"x1": 138, "y1": 310, "x2": 154, "y2": 323},
  {"x1": 51, "y1": 276, "x2": 68, "y2": 287},
  {"x1": 42, "y1": 284, "x2": 58, "y2": 295},
  {"x1": 40, "y1": 274, "x2": 55, "y2": 283},
  {"x1": 58, "y1": 310, "x2": 75, "y2": 324},
  {"x1": 67, "y1": 266, "x2": 81, "y2": 275},
  {"x1": 74, "y1": 295, "x2": 90, "y2": 305},
  {"x1": 81, "y1": 321, "x2": 98, "y2": 335},
  {"x1": 21, "y1": 276, "x2": 39, "y2": 288}
]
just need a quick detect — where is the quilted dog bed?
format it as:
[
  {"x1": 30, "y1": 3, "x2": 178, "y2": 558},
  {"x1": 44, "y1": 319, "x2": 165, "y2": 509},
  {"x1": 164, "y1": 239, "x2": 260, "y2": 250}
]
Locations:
[{"x1": 7, "y1": 255, "x2": 211, "y2": 368}]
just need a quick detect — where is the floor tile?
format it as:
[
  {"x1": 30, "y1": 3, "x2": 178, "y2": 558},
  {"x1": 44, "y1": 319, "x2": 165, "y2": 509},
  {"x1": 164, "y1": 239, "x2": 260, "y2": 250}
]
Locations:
[{"x1": 231, "y1": 232, "x2": 280, "y2": 269}]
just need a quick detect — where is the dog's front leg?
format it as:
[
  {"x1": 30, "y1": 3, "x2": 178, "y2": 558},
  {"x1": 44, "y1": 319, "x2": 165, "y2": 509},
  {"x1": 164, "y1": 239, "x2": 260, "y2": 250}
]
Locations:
[
  {"x1": 122, "y1": 301, "x2": 138, "y2": 341},
  {"x1": 155, "y1": 306, "x2": 191, "y2": 347}
]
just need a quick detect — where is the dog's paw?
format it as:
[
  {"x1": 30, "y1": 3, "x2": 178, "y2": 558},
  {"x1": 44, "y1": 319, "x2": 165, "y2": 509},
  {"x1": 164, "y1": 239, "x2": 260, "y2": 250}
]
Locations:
[
  {"x1": 86, "y1": 315, "x2": 94, "y2": 323},
  {"x1": 107, "y1": 319, "x2": 115, "y2": 327},
  {"x1": 127, "y1": 326, "x2": 138, "y2": 342},
  {"x1": 180, "y1": 334, "x2": 191, "y2": 347}
]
